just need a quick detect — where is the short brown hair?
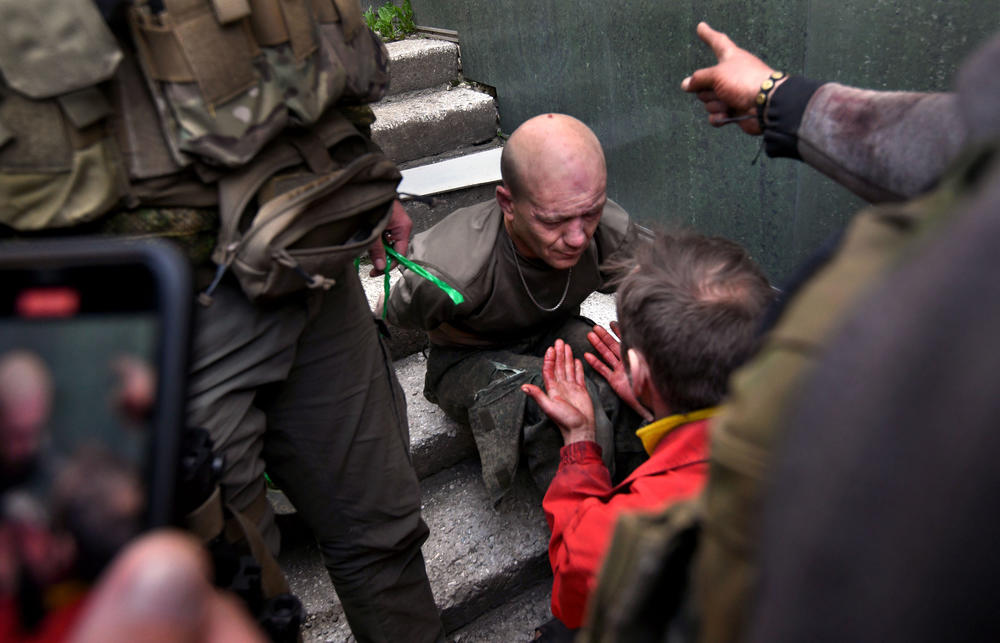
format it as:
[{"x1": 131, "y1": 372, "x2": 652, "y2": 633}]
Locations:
[{"x1": 615, "y1": 232, "x2": 773, "y2": 413}]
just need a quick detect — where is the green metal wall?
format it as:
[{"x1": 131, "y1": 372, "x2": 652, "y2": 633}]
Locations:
[{"x1": 407, "y1": 0, "x2": 998, "y2": 282}]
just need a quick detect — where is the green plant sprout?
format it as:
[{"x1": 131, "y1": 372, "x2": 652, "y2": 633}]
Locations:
[{"x1": 363, "y1": 0, "x2": 416, "y2": 41}]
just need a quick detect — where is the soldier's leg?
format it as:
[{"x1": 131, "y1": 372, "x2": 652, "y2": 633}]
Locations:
[
  {"x1": 261, "y1": 266, "x2": 443, "y2": 642},
  {"x1": 186, "y1": 278, "x2": 308, "y2": 554}
]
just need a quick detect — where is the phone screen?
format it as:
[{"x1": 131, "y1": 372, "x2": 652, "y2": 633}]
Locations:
[
  {"x1": 0, "y1": 240, "x2": 190, "y2": 632},
  {"x1": 2, "y1": 287, "x2": 158, "y2": 459}
]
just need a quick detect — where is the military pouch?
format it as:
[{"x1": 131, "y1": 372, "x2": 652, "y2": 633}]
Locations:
[
  {"x1": 204, "y1": 110, "x2": 401, "y2": 303},
  {"x1": 580, "y1": 500, "x2": 702, "y2": 642},
  {"x1": 0, "y1": 0, "x2": 127, "y2": 230},
  {"x1": 129, "y1": 0, "x2": 389, "y2": 169}
]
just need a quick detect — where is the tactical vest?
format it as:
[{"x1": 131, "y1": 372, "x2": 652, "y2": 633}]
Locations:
[{"x1": 0, "y1": 0, "x2": 400, "y2": 301}]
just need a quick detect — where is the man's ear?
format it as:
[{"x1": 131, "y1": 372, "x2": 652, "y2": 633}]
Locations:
[
  {"x1": 627, "y1": 348, "x2": 651, "y2": 399},
  {"x1": 496, "y1": 184, "x2": 515, "y2": 221}
]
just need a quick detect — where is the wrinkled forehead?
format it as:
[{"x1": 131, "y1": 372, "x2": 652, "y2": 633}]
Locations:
[
  {"x1": 525, "y1": 161, "x2": 607, "y2": 215},
  {"x1": 527, "y1": 190, "x2": 607, "y2": 224},
  {"x1": 524, "y1": 167, "x2": 606, "y2": 215}
]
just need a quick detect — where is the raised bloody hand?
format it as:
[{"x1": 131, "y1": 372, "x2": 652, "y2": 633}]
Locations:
[
  {"x1": 521, "y1": 339, "x2": 597, "y2": 445},
  {"x1": 584, "y1": 322, "x2": 654, "y2": 423}
]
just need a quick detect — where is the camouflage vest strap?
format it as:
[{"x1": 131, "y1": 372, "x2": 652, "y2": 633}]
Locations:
[
  {"x1": 331, "y1": 0, "x2": 364, "y2": 39},
  {"x1": 203, "y1": 108, "x2": 401, "y2": 303},
  {"x1": 185, "y1": 485, "x2": 226, "y2": 542},
  {"x1": 185, "y1": 484, "x2": 290, "y2": 599},
  {"x1": 132, "y1": 0, "x2": 258, "y2": 106},
  {"x1": 214, "y1": 112, "x2": 360, "y2": 255},
  {"x1": 210, "y1": 0, "x2": 252, "y2": 24}
]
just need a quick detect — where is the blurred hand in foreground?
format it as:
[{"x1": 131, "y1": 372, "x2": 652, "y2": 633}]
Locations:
[{"x1": 70, "y1": 531, "x2": 265, "y2": 643}]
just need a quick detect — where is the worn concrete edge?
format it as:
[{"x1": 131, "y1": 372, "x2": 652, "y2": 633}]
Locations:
[
  {"x1": 385, "y1": 38, "x2": 459, "y2": 96},
  {"x1": 450, "y1": 579, "x2": 553, "y2": 642},
  {"x1": 370, "y1": 86, "x2": 498, "y2": 162}
]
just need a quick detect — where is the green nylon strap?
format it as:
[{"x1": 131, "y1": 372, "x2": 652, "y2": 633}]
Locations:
[
  {"x1": 384, "y1": 243, "x2": 464, "y2": 305},
  {"x1": 355, "y1": 243, "x2": 465, "y2": 318},
  {"x1": 382, "y1": 251, "x2": 392, "y2": 319}
]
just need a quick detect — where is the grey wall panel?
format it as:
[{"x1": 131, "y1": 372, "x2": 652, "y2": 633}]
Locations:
[{"x1": 408, "y1": 0, "x2": 998, "y2": 282}]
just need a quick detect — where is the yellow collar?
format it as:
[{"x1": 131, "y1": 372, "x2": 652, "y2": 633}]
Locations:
[{"x1": 635, "y1": 407, "x2": 719, "y2": 456}]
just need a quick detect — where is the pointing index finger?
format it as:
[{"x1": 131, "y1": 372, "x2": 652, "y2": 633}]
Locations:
[{"x1": 697, "y1": 21, "x2": 736, "y2": 61}]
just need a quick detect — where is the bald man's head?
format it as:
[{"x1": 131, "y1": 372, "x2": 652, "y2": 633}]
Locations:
[
  {"x1": 497, "y1": 114, "x2": 608, "y2": 270},
  {"x1": 500, "y1": 113, "x2": 606, "y2": 200},
  {"x1": 0, "y1": 350, "x2": 53, "y2": 470}
]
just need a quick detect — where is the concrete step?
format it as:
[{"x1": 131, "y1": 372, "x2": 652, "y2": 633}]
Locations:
[
  {"x1": 386, "y1": 38, "x2": 460, "y2": 96},
  {"x1": 370, "y1": 86, "x2": 498, "y2": 164},
  {"x1": 451, "y1": 580, "x2": 553, "y2": 643},
  {"x1": 423, "y1": 461, "x2": 551, "y2": 632},
  {"x1": 379, "y1": 38, "x2": 501, "y2": 226},
  {"x1": 278, "y1": 459, "x2": 551, "y2": 641}
]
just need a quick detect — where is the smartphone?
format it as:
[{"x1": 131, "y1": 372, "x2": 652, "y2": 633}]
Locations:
[{"x1": 0, "y1": 237, "x2": 191, "y2": 631}]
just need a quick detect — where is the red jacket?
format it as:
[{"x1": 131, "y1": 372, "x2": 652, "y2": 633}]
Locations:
[{"x1": 542, "y1": 417, "x2": 710, "y2": 629}]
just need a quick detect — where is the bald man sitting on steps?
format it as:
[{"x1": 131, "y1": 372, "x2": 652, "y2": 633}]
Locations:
[{"x1": 387, "y1": 114, "x2": 646, "y2": 504}]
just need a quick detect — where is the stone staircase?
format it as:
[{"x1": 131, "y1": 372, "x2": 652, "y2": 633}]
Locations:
[
  {"x1": 273, "y1": 35, "x2": 619, "y2": 641},
  {"x1": 371, "y1": 36, "x2": 501, "y2": 234}
]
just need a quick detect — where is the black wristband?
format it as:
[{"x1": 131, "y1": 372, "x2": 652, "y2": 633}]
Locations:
[
  {"x1": 762, "y1": 75, "x2": 824, "y2": 159},
  {"x1": 755, "y1": 71, "x2": 787, "y2": 131}
]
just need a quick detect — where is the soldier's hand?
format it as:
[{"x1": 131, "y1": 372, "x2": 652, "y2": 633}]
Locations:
[
  {"x1": 681, "y1": 22, "x2": 777, "y2": 135},
  {"x1": 584, "y1": 323, "x2": 654, "y2": 423},
  {"x1": 522, "y1": 340, "x2": 596, "y2": 445},
  {"x1": 369, "y1": 200, "x2": 413, "y2": 276}
]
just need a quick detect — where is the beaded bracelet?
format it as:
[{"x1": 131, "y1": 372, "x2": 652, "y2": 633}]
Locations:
[{"x1": 755, "y1": 70, "x2": 787, "y2": 130}]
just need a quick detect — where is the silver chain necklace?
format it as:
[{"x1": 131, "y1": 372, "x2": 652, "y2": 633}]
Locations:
[{"x1": 506, "y1": 230, "x2": 572, "y2": 312}]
